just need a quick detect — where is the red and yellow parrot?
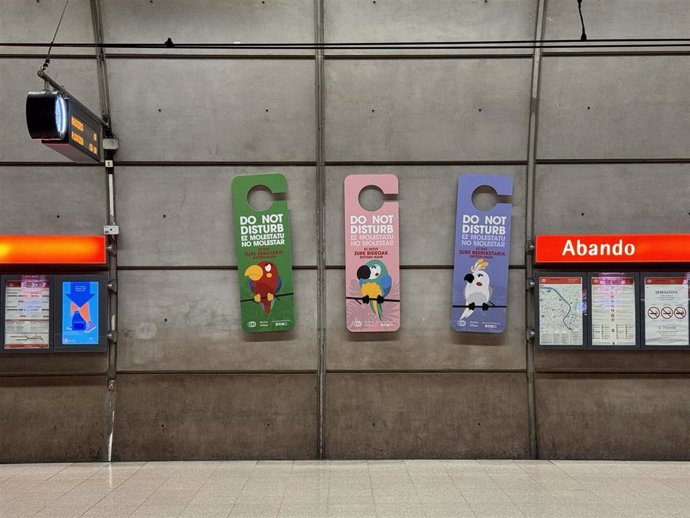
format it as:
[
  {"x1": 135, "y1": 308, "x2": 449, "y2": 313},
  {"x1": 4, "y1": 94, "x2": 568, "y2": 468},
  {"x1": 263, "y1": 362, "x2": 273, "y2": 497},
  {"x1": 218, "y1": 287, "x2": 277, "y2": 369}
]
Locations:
[{"x1": 244, "y1": 261, "x2": 282, "y2": 314}]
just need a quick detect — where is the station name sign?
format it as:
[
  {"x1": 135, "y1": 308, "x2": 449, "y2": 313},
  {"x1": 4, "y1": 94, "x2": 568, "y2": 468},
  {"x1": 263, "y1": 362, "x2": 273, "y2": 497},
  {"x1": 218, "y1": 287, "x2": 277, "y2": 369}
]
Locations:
[{"x1": 535, "y1": 234, "x2": 690, "y2": 263}]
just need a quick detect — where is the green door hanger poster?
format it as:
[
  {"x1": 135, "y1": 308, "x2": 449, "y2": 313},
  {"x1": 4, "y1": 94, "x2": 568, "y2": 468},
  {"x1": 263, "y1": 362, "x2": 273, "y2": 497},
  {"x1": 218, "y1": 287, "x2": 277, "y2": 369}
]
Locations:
[{"x1": 231, "y1": 173, "x2": 295, "y2": 332}]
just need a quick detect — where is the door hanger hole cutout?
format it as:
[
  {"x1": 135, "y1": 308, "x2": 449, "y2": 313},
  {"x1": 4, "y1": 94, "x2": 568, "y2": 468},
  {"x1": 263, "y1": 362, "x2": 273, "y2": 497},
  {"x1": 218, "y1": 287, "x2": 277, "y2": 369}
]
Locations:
[
  {"x1": 471, "y1": 185, "x2": 511, "y2": 212},
  {"x1": 358, "y1": 185, "x2": 396, "y2": 212},
  {"x1": 248, "y1": 185, "x2": 285, "y2": 212}
]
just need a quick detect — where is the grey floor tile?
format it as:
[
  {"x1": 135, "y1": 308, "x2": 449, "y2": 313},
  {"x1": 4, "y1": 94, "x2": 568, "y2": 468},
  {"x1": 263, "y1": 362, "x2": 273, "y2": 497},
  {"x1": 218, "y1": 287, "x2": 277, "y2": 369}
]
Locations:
[
  {"x1": 0, "y1": 460, "x2": 688, "y2": 518},
  {"x1": 229, "y1": 503, "x2": 280, "y2": 517},
  {"x1": 327, "y1": 503, "x2": 377, "y2": 517}
]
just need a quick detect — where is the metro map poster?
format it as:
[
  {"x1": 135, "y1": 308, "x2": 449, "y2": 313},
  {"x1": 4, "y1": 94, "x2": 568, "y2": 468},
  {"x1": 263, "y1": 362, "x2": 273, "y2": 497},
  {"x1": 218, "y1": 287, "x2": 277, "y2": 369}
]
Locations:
[{"x1": 61, "y1": 281, "x2": 99, "y2": 345}]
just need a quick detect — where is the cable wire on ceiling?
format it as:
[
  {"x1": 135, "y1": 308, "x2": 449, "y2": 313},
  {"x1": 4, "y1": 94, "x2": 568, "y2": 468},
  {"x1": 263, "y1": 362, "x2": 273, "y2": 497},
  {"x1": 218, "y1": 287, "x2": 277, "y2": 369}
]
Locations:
[
  {"x1": 40, "y1": 0, "x2": 70, "y2": 71},
  {"x1": 577, "y1": 0, "x2": 588, "y2": 41}
]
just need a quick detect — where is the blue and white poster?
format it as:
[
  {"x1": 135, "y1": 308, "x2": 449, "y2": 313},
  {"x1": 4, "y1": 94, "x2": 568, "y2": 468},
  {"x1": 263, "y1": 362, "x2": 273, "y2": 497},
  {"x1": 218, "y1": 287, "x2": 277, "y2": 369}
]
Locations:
[
  {"x1": 452, "y1": 175, "x2": 513, "y2": 333},
  {"x1": 61, "y1": 281, "x2": 99, "y2": 345}
]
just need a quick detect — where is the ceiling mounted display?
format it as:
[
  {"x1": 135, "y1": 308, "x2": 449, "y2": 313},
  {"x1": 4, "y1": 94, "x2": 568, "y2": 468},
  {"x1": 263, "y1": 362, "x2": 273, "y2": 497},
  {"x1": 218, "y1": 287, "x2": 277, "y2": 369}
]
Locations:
[{"x1": 26, "y1": 90, "x2": 102, "y2": 163}]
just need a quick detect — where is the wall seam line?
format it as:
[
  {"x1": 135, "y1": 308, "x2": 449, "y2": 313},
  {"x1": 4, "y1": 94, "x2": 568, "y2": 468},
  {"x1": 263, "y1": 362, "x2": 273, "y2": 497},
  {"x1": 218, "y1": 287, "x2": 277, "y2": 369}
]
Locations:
[
  {"x1": 315, "y1": 0, "x2": 327, "y2": 461},
  {"x1": 525, "y1": 0, "x2": 548, "y2": 461}
]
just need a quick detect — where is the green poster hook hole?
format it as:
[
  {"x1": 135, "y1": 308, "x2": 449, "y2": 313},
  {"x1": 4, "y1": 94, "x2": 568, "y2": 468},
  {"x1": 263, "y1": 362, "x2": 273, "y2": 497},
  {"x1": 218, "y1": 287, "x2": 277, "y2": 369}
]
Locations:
[{"x1": 248, "y1": 185, "x2": 285, "y2": 212}]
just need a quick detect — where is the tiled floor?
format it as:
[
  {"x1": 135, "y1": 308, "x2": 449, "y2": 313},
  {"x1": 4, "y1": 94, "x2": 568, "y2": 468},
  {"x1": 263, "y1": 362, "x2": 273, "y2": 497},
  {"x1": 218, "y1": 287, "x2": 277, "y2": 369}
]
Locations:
[{"x1": 1, "y1": 460, "x2": 689, "y2": 517}]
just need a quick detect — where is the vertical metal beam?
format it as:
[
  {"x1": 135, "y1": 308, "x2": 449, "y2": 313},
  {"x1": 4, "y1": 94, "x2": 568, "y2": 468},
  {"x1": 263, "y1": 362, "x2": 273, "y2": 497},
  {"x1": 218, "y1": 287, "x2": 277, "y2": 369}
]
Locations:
[
  {"x1": 90, "y1": 0, "x2": 118, "y2": 462},
  {"x1": 525, "y1": 0, "x2": 548, "y2": 460},
  {"x1": 315, "y1": 0, "x2": 327, "y2": 460}
]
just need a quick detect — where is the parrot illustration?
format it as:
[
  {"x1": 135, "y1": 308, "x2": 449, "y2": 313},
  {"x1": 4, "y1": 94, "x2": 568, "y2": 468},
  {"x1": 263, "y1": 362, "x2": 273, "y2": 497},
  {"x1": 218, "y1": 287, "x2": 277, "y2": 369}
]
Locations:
[
  {"x1": 244, "y1": 261, "x2": 282, "y2": 314},
  {"x1": 459, "y1": 258, "x2": 492, "y2": 321},
  {"x1": 356, "y1": 259, "x2": 392, "y2": 321}
]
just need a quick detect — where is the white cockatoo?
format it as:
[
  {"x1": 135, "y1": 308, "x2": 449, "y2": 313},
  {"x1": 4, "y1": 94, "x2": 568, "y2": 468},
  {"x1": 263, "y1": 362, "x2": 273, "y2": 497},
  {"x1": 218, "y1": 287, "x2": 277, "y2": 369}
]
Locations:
[{"x1": 459, "y1": 258, "x2": 492, "y2": 321}]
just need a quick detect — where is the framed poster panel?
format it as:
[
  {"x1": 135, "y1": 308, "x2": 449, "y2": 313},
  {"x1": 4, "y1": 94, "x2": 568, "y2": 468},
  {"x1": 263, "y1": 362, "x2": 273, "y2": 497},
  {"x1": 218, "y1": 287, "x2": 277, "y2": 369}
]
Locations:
[
  {"x1": 53, "y1": 273, "x2": 108, "y2": 353},
  {"x1": 588, "y1": 272, "x2": 640, "y2": 349},
  {"x1": 1, "y1": 274, "x2": 52, "y2": 353},
  {"x1": 535, "y1": 272, "x2": 587, "y2": 349},
  {"x1": 640, "y1": 272, "x2": 690, "y2": 349}
]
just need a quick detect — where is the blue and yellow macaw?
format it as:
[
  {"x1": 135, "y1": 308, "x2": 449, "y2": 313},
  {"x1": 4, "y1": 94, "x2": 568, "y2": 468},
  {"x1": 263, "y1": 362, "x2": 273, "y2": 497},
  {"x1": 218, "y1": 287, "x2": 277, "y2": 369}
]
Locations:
[{"x1": 356, "y1": 259, "x2": 392, "y2": 320}]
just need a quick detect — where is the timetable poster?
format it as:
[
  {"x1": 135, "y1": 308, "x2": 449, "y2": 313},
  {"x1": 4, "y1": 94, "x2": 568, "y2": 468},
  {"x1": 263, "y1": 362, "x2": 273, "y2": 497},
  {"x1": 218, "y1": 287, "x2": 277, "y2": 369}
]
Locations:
[
  {"x1": 591, "y1": 275, "x2": 636, "y2": 346},
  {"x1": 644, "y1": 276, "x2": 689, "y2": 346},
  {"x1": 61, "y1": 281, "x2": 99, "y2": 345},
  {"x1": 4, "y1": 276, "x2": 50, "y2": 350},
  {"x1": 538, "y1": 276, "x2": 585, "y2": 346}
]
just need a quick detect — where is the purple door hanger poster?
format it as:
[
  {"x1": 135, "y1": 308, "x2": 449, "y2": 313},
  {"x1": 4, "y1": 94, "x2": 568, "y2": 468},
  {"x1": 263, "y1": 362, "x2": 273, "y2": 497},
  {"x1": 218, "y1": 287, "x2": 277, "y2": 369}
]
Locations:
[{"x1": 452, "y1": 175, "x2": 513, "y2": 333}]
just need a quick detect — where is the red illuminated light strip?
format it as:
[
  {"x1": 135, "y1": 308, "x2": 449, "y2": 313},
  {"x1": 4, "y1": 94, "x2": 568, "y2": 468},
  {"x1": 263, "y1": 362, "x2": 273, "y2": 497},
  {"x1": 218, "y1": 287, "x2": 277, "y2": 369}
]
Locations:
[
  {"x1": 535, "y1": 234, "x2": 690, "y2": 264},
  {"x1": 0, "y1": 236, "x2": 106, "y2": 265}
]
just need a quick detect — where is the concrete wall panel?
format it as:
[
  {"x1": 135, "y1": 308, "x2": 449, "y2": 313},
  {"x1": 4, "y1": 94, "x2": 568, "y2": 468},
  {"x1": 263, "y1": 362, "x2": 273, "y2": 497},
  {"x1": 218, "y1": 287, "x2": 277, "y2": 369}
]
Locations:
[
  {"x1": 534, "y1": 164, "x2": 690, "y2": 235},
  {"x1": 325, "y1": 167, "x2": 526, "y2": 267},
  {"x1": 538, "y1": 56, "x2": 690, "y2": 159},
  {"x1": 107, "y1": 59, "x2": 315, "y2": 162},
  {"x1": 0, "y1": 354, "x2": 106, "y2": 376},
  {"x1": 118, "y1": 270, "x2": 317, "y2": 372},
  {"x1": 545, "y1": 0, "x2": 690, "y2": 41},
  {"x1": 0, "y1": 0, "x2": 94, "y2": 55},
  {"x1": 535, "y1": 349, "x2": 690, "y2": 374},
  {"x1": 116, "y1": 166, "x2": 316, "y2": 267},
  {"x1": 101, "y1": 0, "x2": 314, "y2": 55},
  {"x1": 112, "y1": 373, "x2": 317, "y2": 460},
  {"x1": 0, "y1": 59, "x2": 100, "y2": 162},
  {"x1": 0, "y1": 166, "x2": 104, "y2": 234},
  {"x1": 327, "y1": 269, "x2": 526, "y2": 371},
  {"x1": 0, "y1": 376, "x2": 107, "y2": 462},
  {"x1": 325, "y1": 59, "x2": 531, "y2": 162},
  {"x1": 326, "y1": 372, "x2": 528, "y2": 458},
  {"x1": 325, "y1": 0, "x2": 537, "y2": 55},
  {"x1": 536, "y1": 375, "x2": 690, "y2": 460}
]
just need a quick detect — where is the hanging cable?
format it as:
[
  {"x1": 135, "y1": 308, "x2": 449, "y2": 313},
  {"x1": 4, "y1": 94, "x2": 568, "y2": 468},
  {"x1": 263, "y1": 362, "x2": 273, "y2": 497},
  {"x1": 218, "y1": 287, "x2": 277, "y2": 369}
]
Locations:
[
  {"x1": 40, "y1": 0, "x2": 70, "y2": 72},
  {"x1": 577, "y1": 0, "x2": 588, "y2": 41}
]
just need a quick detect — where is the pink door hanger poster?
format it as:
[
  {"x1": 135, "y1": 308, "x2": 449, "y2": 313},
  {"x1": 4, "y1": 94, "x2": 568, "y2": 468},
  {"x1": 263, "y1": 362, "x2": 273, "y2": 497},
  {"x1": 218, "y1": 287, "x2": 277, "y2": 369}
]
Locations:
[{"x1": 344, "y1": 174, "x2": 400, "y2": 332}]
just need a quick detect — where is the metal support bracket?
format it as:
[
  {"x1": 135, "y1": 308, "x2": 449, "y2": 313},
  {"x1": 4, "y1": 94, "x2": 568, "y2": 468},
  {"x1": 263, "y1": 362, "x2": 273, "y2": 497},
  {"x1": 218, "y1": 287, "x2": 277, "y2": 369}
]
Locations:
[
  {"x1": 104, "y1": 225, "x2": 120, "y2": 236},
  {"x1": 103, "y1": 138, "x2": 119, "y2": 150},
  {"x1": 37, "y1": 68, "x2": 110, "y2": 131}
]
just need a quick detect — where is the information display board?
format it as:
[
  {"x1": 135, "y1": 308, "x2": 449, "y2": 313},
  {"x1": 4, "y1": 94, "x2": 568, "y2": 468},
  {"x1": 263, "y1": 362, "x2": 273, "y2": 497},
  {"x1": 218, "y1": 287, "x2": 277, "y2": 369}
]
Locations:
[
  {"x1": 27, "y1": 91, "x2": 102, "y2": 163},
  {"x1": 54, "y1": 274, "x2": 107, "y2": 352},
  {"x1": 536, "y1": 270, "x2": 690, "y2": 351},
  {"x1": 67, "y1": 104, "x2": 101, "y2": 161},
  {"x1": 535, "y1": 273, "x2": 587, "y2": 349},
  {"x1": 589, "y1": 273, "x2": 639, "y2": 349},
  {"x1": 641, "y1": 273, "x2": 689, "y2": 348},
  {"x1": 1, "y1": 275, "x2": 52, "y2": 352}
]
